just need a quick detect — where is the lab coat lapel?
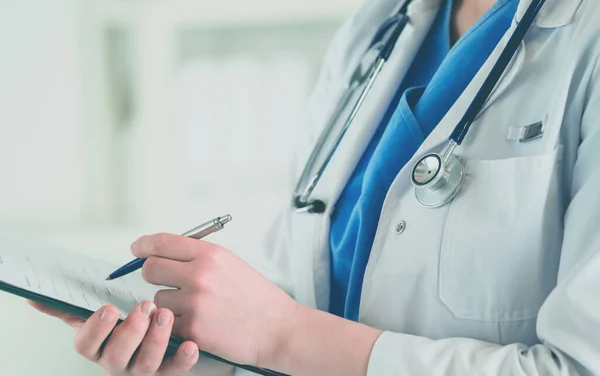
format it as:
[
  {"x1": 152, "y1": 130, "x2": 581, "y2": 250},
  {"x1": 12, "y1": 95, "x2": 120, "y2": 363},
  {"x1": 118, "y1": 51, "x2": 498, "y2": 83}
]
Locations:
[
  {"x1": 416, "y1": 0, "x2": 583, "y2": 155},
  {"x1": 311, "y1": 0, "x2": 443, "y2": 213},
  {"x1": 417, "y1": 18, "x2": 526, "y2": 154},
  {"x1": 300, "y1": 0, "x2": 584, "y2": 312},
  {"x1": 516, "y1": 0, "x2": 583, "y2": 28},
  {"x1": 306, "y1": 0, "x2": 443, "y2": 311}
]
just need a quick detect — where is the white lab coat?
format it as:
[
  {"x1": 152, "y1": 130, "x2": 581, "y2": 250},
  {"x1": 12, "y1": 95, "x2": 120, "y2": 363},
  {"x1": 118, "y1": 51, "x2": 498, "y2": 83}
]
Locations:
[{"x1": 235, "y1": 0, "x2": 600, "y2": 374}]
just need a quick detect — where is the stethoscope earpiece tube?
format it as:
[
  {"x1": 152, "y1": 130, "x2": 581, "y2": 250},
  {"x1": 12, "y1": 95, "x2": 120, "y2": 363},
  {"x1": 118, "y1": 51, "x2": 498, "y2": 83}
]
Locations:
[
  {"x1": 375, "y1": 14, "x2": 410, "y2": 60},
  {"x1": 449, "y1": 0, "x2": 547, "y2": 146},
  {"x1": 292, "y1": 4, "x2": 414, "y2": 215}
]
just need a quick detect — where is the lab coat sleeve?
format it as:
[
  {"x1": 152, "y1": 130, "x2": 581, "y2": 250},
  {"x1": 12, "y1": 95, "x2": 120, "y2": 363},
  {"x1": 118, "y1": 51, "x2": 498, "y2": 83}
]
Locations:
[{"x1": 366, "y1": 59, "x2": 600, "y2": 376}]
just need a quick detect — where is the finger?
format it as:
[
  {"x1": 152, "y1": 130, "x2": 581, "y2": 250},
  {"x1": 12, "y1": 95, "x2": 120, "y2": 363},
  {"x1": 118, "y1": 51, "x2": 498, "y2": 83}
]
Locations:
[
  {"x1": 142, "y1": 257, "x2": 190, "y2": 289},
  {"x1": 158, "y1": 341, "x2": 199, "y2": 375},
  {"x1": 171, "y1": 315, "x2": 196, "y2": 340},
  {"x1": 99, "y1": 301, "x2": 156, "y2": 372},
  {"x1": 132, "y1": 233, "x2": 215, "y2": 261},
  {"x1": 27, "y1": 300, "x2": 86, "y2": 327},
  {"x1": 129, "y1": 308, "x2": 174, "y2": 375},
  {"x1": 154, "y1": 289, "x2": 186, "y2": 315},
  {"x1": 171, "y1": 316, "x2": 186, "y2": 339},
  {"x1": 73, "y1": 305, "x2": 120, "y2": 361}
]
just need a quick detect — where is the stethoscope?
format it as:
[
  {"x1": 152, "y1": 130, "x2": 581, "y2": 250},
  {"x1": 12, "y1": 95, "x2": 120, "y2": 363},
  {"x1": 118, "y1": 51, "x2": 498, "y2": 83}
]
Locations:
[{"x1": 293, "y1": 0, "x2": 547, "y2": 214}]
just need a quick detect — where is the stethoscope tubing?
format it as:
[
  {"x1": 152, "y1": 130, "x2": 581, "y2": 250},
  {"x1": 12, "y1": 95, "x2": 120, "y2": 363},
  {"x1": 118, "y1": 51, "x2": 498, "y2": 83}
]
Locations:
[{"x1": 293, "y1": 0, "x2": 547, "y2": 213}]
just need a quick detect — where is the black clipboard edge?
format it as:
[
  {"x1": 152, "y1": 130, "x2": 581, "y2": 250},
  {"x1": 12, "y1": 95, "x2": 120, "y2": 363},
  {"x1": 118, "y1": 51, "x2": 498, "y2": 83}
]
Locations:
[{"x1": 0, "y1": 281, "x2": 288, "y2": 376}]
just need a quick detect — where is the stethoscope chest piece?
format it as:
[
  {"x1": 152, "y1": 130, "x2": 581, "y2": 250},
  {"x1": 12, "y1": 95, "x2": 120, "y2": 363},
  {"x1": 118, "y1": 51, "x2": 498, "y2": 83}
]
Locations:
[{"x1": 411, "y1": 153, "x2": 466, "y2": 208}]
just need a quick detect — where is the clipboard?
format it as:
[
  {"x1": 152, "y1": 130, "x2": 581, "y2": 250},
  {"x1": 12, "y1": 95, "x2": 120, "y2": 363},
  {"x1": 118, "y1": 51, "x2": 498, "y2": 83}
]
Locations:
[{"x1": 0, "y1": 234, "x2": 288, "y2": 376}]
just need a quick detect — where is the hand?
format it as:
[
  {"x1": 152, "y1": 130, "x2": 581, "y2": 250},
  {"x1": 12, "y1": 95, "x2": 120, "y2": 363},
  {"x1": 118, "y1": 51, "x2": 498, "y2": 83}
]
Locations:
[
  {"x1": 132, "y1": 233, "x2": 299, "y2": 370},
  {"x1": 28, "y1": 300, "x2": 200, "y2": 375}
]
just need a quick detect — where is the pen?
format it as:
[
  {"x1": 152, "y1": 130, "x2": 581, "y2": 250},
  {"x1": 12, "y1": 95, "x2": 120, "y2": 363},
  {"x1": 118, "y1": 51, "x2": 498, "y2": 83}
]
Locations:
[{"x1": 106, "y1": 214, "x2": 233, "y2": 281}]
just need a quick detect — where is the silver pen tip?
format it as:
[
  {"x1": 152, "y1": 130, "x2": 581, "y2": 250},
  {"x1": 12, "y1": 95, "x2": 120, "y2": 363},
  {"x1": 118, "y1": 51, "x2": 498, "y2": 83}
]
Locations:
[
  {"x1": 105, "y1": 277, "x2": 112, "y2": 281},
  {"x1": 218, "y1": 214, "x2": 233, "y2": 225}
]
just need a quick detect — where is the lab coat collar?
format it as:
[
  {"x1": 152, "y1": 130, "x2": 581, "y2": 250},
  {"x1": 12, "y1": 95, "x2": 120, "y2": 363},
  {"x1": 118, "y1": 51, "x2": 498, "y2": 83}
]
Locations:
[
  {"x1": 416, "y1": 0, "x2": 582, "y2": 155},
  {"x1": 406, "y1": 0, "x2": 583, "y2": 28},
  {"x1": 407, "y1": 0, "x2": 583, "y2": 28},
  {"x1": 516, "y1": 0, "x2": 583, "y2": 28},
  {"x1": 407, "y1": 0, "x2": 442, "y2": 11}
]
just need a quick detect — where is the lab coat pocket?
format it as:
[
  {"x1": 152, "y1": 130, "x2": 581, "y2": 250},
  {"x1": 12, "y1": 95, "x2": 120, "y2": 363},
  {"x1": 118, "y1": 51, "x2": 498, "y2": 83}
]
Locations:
[{"x1": 439, "y1": 146, "x2": 564, "y2": 322}]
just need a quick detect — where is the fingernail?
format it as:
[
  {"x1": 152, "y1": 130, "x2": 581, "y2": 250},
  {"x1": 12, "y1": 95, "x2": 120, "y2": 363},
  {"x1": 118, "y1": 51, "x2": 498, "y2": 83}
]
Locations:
[
  {"x1": 157, "y1": 311, "x2": 171, "y2": 328},
  {"x1": 184, "y1": 348, "x2": 195, "y2": 357},
  {"x1": 141, "y1": 301, "x2": 156, "y2": 318},
  {"x1": 100, "y1": 307, "x2": 116, "y2": 322},
  {"x1": 130, "y1": 241, "x2": 137, "y2": 251}
]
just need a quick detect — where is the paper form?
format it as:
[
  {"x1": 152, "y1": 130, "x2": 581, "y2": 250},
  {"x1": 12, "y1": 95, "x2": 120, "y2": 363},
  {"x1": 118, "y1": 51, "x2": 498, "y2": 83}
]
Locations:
[{"x1": 0, "y1": 232, "x2": 163, "y2": 319}]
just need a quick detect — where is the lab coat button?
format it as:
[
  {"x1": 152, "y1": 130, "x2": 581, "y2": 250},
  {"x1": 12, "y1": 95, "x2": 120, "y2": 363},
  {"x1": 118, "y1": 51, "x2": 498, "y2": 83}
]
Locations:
[{"x1": 396, "y1": 221, "x2": 406, "y2": 234}]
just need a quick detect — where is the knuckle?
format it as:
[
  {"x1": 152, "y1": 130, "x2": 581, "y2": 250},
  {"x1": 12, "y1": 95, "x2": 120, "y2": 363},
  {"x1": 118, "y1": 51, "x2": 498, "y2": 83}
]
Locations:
[
  {"x1": 153, "y1": 233, "x2": 169, "y2": 252},
  {"x1": 145, "y1": 332, "x2": 166, "y2": 349},
  {"x1": 192, "y1": 272, "x2": 210, "y2": 290},
  {"x1": 198, "y1": 269, "x2": 220, "y2": 290},
  {"x1": 136, "y1": 360, "x2": 158, "y2": 375},
  {"x1": 102, "y1": 349, "x2": 130, "y2": 368},
  {"x1": 185, "y1": 297, "x2": 203, "y2": 315},
  {"x1": 203, "y1": 249, "x2": 218, "y2": 265},
  {"x1": 131, "y1": 322, "x2": 150, "y2": 338},
  {"x1": 212, "y1": 249, "x2": 229, "y2": 267},
  {"x1": 202, "y1": 245, "x2": 229, "y2": 267},
  {"x1": 142, "y1": 257, "x2": 158, "y2": 282},
  {"x1": 136, "y1": 235, "x2": 153, "y2": 253},
  {"x1": 131, "y1": 237, "x2": 143, "y2": 257},
  {"x1": 122, "y1": 317, "x2": 150, "y2": 337},
  {"x1": 199, "y1": 244, "x2": 219, "y2": 259},
  {"x1": 73, "y1": 338, "x2": 94, "y2": 360}
]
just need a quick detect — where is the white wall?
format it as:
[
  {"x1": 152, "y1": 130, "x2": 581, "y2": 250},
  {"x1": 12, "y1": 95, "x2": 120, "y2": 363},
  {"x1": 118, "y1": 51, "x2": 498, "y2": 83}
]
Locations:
[
  {"x1": 0, "y1": 0, "x2": 85, "y2": 226},
  {"x1": 0, "y1": 1, "x2": 107, "y2": 374},
  {"x1": 0, "y1": 0, "x2": 363, "y2": 375}
]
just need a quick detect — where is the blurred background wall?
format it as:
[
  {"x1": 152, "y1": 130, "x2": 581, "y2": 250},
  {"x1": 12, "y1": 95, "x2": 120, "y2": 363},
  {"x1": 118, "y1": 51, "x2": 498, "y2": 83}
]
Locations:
[{"x1": 0, "y1": 0, "x2": 363, "y2": 374}]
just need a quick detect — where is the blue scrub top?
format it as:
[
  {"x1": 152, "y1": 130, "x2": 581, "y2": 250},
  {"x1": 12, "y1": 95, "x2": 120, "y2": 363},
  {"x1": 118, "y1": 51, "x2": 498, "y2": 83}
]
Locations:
[{"x1": 328, "y1": 0, "x2": 519, "y2": 320}]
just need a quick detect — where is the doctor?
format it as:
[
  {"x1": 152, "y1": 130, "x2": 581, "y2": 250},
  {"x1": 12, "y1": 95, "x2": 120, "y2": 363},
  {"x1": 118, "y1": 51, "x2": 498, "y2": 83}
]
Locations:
[{"x1": 31, "y1": 0, "x2": 600, "y2": 374}]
